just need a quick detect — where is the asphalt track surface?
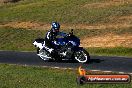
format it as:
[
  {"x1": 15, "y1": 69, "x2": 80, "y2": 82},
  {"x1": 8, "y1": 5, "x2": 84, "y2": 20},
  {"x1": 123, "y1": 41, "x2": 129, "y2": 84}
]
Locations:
[{"x1": 0, "y1": 51, "x2": 132, "y2": 73}]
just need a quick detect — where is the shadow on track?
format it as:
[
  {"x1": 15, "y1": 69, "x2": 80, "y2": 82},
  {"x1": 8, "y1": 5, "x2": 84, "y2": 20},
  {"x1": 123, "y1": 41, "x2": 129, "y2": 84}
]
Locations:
[
  {"x1": 46, "y1": 58, "x2": 104, "y2": 64},
  {"x1": 88, "y1": 59, "x2": 104, "y2": 64}
]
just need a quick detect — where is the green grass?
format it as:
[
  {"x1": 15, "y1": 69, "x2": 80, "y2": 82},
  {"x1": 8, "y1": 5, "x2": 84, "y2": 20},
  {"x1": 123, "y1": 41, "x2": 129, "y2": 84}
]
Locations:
[
  {"x1": 87, "y1": 47, "x2": 132, "y2": 57},
  {"x1": 0, "y1": 1, "x2": 132, "y2": 87},
  {"x1": 74, "y1": 27, "x2": 132, "y2": 38},
  {"x1": 0, "y1": 27, "x2": 132, "y2": 57},
  {"x1": 0, "y1": 64, "x2": 132, "y2": 88},
  {"x1": 0, "y1": 27, "x2": 46, "y2": 51},
  {"x1": 0, "y1": 0, "x2": 132, "y2": 24}
]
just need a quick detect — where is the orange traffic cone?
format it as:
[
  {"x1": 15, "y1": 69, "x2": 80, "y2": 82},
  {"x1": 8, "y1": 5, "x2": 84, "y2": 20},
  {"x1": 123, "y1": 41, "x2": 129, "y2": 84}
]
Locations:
[{"x1": 78, "y1": 65, "x2": 86, "y2": 76}]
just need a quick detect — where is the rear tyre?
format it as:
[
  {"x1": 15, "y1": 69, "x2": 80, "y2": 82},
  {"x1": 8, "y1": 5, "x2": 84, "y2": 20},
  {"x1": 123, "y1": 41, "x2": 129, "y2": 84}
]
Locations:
[
  {"x1": 37, "y1": 48, "x2": 40, "y2": 54},
  {"x1": 36, "y1": 48, "x2": 51, "y2": 61}
]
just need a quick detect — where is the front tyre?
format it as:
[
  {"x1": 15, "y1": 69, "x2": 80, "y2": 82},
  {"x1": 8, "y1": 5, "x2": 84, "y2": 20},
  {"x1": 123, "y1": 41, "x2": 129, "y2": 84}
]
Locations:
[{"x1": 74, "y1": 49, "x2": 90, "y2": 63}]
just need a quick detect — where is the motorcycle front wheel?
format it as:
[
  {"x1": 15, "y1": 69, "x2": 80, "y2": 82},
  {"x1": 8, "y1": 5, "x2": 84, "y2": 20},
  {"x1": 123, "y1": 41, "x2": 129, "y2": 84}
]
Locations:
[{"x1": 74, "y1": 49, "x2": 90, "y2": 63}]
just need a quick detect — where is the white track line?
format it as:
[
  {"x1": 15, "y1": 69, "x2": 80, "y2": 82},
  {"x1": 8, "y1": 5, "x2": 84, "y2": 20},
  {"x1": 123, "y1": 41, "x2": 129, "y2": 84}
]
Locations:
[
  {"x1": 129, "y1": 73, "x2": 132, "y2": 75},
  {"x1": 119, "y1": 72, "x2": 125, "y2": 74},
  {"x1": 24, "y1": 65, "x2": 132, "y2": 75},
  {"x1": 103, "y1": 71, "x2": 112, "y2": 73},
  {"x1": 42, "y1": 66, "x2": 48, "y2": 68},
  {"x1": 6, "y1": 63, "x2": 132, "y2": 75},
  {"x1": 91, "y1": 70, "x2": 101, "y2": 71},
  {"x1": 68, "y1": 68, "x2": 73, "y2": 70},
  {"x1": 53, "y1": 67, "x2": 60, "y2": 69}
]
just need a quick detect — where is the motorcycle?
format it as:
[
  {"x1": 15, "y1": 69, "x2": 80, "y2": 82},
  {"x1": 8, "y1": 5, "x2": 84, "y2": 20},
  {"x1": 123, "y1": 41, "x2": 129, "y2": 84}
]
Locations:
[{"x1": 33, "y1": 29, "x2": 90, "y2": 63}]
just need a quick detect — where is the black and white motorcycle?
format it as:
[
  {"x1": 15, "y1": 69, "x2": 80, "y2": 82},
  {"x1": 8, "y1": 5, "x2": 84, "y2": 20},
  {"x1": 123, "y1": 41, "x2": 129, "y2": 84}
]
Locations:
[{"x1": 33, "y1": 29, "x2": 90, "y2": 63}]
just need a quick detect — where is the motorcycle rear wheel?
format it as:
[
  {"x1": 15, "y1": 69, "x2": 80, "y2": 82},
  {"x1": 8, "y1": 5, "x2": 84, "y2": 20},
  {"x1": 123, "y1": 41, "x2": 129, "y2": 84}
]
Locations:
[{"x1": 37, "y1": 48, "x2": 52, "y2": 60}]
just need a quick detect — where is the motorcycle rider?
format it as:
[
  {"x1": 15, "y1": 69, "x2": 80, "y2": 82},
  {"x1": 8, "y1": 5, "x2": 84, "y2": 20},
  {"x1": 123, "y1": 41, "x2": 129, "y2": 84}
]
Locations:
[{"x1": 44, "y1": 22, "x2": 67, "y2": 58}]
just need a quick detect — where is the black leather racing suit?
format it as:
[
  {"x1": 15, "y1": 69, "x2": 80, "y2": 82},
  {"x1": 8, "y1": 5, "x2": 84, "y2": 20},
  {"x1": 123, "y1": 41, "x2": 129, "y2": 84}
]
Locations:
[{"x1": 45, "y1": 29, "x2": 67, "y2": 51}]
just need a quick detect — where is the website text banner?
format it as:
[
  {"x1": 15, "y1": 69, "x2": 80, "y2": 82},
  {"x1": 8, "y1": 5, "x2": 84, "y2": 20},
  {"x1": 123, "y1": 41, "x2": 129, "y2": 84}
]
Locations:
[{"x1": 85, "y1": 75, "x2": 131, "y2": 83}]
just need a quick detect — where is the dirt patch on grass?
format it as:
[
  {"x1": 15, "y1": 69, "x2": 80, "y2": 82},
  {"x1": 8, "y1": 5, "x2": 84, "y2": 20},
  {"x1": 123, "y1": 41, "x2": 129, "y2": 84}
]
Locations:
[
  {"x1": 73, "y1": 23, "x2": 132, "y2": 29},
  {"x1": 0, "y1": 0, "x2": 20, "y2": 3},
  {"x1": 0, "y1": 21, "x2": 132, "y2": 48},
  {"x1": 83, "y1": 0, "x2": 132, "y2": 9},
  {"x1": 0, "y1": 21, "x2": 50, "y2": 30},
  {"x1": 0, "y1": 20, "x2": 132, "y2": 30},
  {"x1": 109, "y1": 15, "x2": 132, "y2": 24},
  {"x1": 80, "y1": 34, "x2": 132, "y2": 48}
]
